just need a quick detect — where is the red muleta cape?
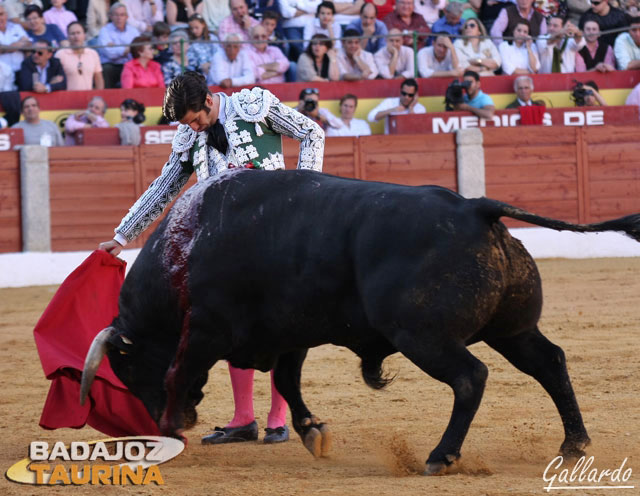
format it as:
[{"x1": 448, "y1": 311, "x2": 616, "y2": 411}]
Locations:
[{"x1": 34, "y1": 250, "x2": 160, "y2": 437}]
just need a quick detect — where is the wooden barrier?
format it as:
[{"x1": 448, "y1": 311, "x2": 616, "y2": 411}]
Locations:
[
  {"x1": 48, "y1": 146, "x2": 142, "y2": 252},
  {"x1": 483, "y1": 125, "x2": 640, "y2": 227},
  {"x1": 0, "y1": 150, "x2": 22, "y2": 253},
  {"x1": 2, "y1": 126, "x2": 638, "y2": 254},
  {"x1": 583, "y1": 126, "x2": 640, "y2": 223},
  {"x1": 483, "y1": 127, "x2": 582, "y2": 228},
  {"x1": 359, "y1": 134, "x2": 457, "y2": 188}
]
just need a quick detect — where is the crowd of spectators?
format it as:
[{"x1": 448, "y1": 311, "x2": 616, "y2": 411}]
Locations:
[{"x1": 1, "y1": 0, "x2": 639, "y2": 140}]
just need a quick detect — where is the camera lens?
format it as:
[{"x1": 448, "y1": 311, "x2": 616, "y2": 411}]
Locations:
[{"x1": 304, "y1": 99, "x2": 317, "y2": 112}]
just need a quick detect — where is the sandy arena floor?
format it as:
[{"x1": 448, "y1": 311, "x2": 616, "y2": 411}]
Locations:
[{"x1": 0, "y1": 258, "x2": 638, "y2": 495}]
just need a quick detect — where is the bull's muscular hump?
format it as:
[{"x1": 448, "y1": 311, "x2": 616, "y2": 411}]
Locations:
[{"x1": 83, "y1": 169, "x2": 640, "y2": 475}]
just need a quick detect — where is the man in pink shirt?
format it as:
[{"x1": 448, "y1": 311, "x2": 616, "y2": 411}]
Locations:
[
  {"x1": 56, "y1": 21, "x2": 104, "y2": 90},
  {"x1": 247, "y1": 24, "x2": 289, "y2": 84},
  {"x1": 218, "y1": 0, "x2": 258, "y2": 43},
  {"x1": 64, "y1": 96, "x2": 109, "y2": 145}
]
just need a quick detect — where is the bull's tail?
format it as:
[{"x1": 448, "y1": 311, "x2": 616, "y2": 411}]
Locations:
[
  {"x1": 474, "y1": 197, "x2": 640, "y2": 242},
  {"x1": 361, "y1": 355, "x2": 395, "y2": 390}
]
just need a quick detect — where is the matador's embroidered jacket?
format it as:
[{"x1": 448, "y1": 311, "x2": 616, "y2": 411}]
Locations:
[{"x1": 114, "y1": 87, "x2": 324, "y2": 245}]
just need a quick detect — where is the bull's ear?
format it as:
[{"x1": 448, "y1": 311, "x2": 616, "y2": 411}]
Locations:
[{"x1": 107, "y1": 332, "x2": 135, "y2": 354}]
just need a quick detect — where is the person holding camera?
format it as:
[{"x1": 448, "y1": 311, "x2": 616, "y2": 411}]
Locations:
[
  {"x1": 367, "y1": 78, "x2": 426, "y2": 133},
  {"x1": 537, "y1": 15, "x2": 584, "y2": 73},
  {"x1": 296, "y1": 87, "x2": 342, "y2": 131},
  {"x1": 449, "y1": 69, "x2": 495, "y2": 119},
  {"x1": 64, "y1": 96, "x2": 109, "y2": 145},
  {"x1": 572, "y1": 80, "x2": 608, "y2": 106}
]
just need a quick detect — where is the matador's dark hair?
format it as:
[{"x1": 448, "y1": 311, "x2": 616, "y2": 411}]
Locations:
[{"x1": 162, "y1": 71, "x2": 210, "y2": 122}]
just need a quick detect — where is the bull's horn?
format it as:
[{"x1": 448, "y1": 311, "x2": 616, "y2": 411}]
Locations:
[{"x1": 80, "y1": 327, "x2": 115, "y2": 406}]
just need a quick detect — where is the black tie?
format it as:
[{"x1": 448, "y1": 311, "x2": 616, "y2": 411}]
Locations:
[{"x1": 206, "y1": 119, "x2": 228, "y2": 155}]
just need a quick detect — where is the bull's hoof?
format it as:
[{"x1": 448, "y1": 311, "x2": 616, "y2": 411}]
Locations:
[
  {"x1": 560, "y1": 437, "x2": 591, "y2": 459},
  {"x1": 299, "y1": 416, "x2": 331, "y2": 458},
  {"x1": 303, "y1": 427, "x2": 323, "y2": 457},
  {"x1": 423, "y1": 462, "x2": 448, "y2": 476},
  {"x1": 319, "y1": 424, "x2": 332, "y2": 457}
]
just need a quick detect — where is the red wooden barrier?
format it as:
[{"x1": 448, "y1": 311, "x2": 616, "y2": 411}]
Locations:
[{"x1": 0, "y1": 150, "x2": 22, "y2": 252}]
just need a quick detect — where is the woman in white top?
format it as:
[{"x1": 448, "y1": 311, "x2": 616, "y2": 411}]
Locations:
[
  {"x1": 454, "y1": 18, "x2": 501, "y2": 76},
  {"x1": 498, "y1": 19, "x2": 540, "y2": 75}
]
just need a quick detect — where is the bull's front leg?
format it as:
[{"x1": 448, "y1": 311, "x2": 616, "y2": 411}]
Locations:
[
  {"x1": 159, "y1": 317, "x2": 219, "y2": 438},
  {"x1": 273, "y1": 349, "x2": 332, "y2": 458}
]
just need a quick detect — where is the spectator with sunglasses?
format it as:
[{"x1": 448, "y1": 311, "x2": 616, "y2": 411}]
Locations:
[
  {"x1": 367, "y1": 78, "x2": 426, "y2": 133},
  {"x1": 578, "y1": 0, "x2": 629, "y2": 48},
  {"x1": 56, "y1": 21, "x2": 104, "y2": 90},
  {"x1": 295, "y1": 87, "x2": 342, "y2": 131},
  {"x1": 17, "y1": 40, "x2": 66, "y2": 92},
  {"x1": 454, "y1": 18, "x2": 501, "y2": 76},
  {"x1": 248, "y1": 24, "x2": 290, "y2": 84}
]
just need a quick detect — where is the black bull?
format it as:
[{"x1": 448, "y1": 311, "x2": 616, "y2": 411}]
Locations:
[{"x1": 81, "y1": 169, "x2": 640, "y2": 475}]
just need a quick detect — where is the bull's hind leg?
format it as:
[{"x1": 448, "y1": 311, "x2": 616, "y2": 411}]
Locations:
[
  {"x1": 388, "y1": 330, "x2": 489, "y2": 475},
  {"x1": 273, "y1": 349, "x2": 331, "y2": 458},
  {"x1": 485, "y1": 327, "x2": 591, "y2": 457}
]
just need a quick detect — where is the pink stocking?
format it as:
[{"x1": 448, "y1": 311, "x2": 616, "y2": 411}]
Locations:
[
  {"x1": 226, "y1": 363, "x2": 255, "y2": 428},
  {"x1": 267, "y1": 369, "x2": 288, "y2": 429}
]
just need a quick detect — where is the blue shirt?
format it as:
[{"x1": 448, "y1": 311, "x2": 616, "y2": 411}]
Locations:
[
  {"x1": 345, "y1": 19, "x2": 388, "y2": 53},
  {"x1": 464, "y1": 90, "x2": 494, "y2": 109},
  {"x1": 27, "y1": 24, "x2": 66, "y2": 47},
  {"x1": 429, "y1": 17, "x2": 464, "y2": 45},
  {"x1": 97, "y1": 22, "x2": 140, "y2": 65}
]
